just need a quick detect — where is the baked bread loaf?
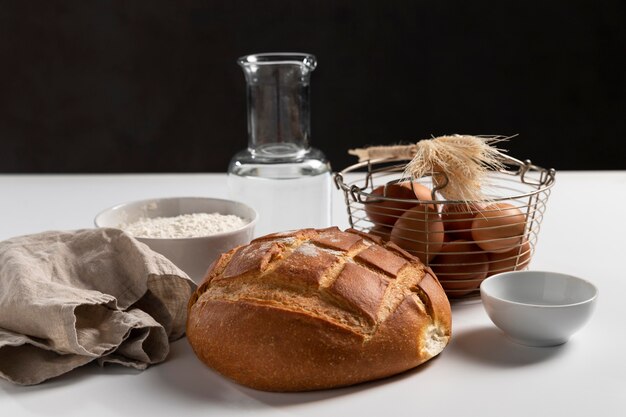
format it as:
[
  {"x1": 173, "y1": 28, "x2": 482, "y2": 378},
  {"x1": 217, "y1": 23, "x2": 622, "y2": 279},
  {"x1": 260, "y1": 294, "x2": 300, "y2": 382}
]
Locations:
[{"x1": 187, "y1": 227, "x2": 451, "y2": 391}]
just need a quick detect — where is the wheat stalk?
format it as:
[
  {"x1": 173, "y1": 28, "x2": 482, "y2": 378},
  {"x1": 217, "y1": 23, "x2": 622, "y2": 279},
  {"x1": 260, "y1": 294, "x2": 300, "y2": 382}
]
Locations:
[
  {"x1": 406, "y1": 135, "x2": 509, "y2": 201},
  {"x1": 349, "y1": 135, "x2": 511, "y2": 202}
]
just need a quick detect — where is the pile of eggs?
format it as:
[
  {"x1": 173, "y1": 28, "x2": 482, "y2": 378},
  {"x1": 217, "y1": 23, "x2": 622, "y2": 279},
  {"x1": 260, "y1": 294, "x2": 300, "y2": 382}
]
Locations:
[{"x1": 364, "y1": 182, "x2": 531, "y2": 298}]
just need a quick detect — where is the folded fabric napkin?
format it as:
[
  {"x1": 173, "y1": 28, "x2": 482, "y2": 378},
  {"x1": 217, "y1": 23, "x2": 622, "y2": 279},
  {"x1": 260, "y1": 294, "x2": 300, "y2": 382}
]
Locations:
[{"x1": 0, "y1": 228, "x2": 196, "y2": 385}]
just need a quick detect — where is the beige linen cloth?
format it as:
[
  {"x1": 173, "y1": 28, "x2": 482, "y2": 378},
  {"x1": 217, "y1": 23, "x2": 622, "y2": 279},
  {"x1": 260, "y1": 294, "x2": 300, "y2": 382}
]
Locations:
[{"x1": 0, "y1": 228, "x2": 196, "y2": 385}]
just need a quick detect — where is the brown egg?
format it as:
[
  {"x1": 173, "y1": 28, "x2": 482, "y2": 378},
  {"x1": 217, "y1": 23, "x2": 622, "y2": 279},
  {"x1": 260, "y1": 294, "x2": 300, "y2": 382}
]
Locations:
[
  {"x1": 441, "y1": 202, "x2": 483, "y2": 240},
  {"x1": 364, "y1": 184, "x2": 417, "y2": 226},
  {"x1": 487, "y1": 239, "x2": 532, "y2": 276},
  {"x1": 369, "y1": 224, "x2": 393, "y2": 241},
  {"x1": 471, "y1": 203, "x2": 527, "y2": 253},
  {"x1": 431, "y1": 240, "x2": 489, "y2": 298},
  {"x1": 403, "y1": 182, "x2": 435, "y2": 204},
  {"x1": 442, "y1": 229, "x2": 454, "y2": 244},
  {"x1": 390, "y1": 205, "x2": 444, "y2": 263},
  {"x1": 400, "y1": 182, "x2": 439, "y2": 215}
]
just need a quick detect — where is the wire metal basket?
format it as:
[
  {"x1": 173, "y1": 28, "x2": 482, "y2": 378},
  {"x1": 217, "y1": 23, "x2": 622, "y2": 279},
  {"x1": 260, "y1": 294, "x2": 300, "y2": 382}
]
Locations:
[{"x1": 334, "y1": 154, "x2": 556, "y2": 299}]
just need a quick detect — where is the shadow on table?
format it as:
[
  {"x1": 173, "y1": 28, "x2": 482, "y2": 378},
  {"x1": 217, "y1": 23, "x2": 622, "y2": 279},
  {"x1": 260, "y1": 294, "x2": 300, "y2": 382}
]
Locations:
[
  {"x1": 1, "y1": 336, "x2": 436, "y2": 410},
  {"x1": 241, "y1": 359, "x2": 439, "y2": 408},
  {"x1": 152, "y1": 337, "x2": 440, "y2": 408},
  {"x1": 0, "y1": 361, "x2": 141, "y2": 393},
  {"x1": 449, "y1": 326, "x2": 568, "y2": 368}
]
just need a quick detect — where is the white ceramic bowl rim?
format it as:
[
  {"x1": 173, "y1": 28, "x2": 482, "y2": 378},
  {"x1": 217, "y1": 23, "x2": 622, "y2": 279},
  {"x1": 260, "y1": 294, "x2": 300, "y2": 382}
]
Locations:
[
  {"x1": 480, "y1": 270, "x2": 598, "y2": 308},
  {"x1": 94, "y1": 196, "x2": 259, "y2": 241}
]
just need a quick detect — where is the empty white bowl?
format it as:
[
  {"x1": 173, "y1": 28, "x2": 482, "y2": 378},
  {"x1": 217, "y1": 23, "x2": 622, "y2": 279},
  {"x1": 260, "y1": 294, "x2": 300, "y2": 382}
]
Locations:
[
  {"x1": 480, "y1": 271, "x2": 598, "y2": 347},
  {"x1": 95, "y1": 197, "x2": 258, "y2": 283}
]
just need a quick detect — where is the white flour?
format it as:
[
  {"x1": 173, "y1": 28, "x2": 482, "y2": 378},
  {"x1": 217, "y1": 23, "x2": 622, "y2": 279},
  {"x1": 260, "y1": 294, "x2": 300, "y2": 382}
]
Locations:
[{"x1": 120, "y1": 213, "x2": 248, "y2": 238}]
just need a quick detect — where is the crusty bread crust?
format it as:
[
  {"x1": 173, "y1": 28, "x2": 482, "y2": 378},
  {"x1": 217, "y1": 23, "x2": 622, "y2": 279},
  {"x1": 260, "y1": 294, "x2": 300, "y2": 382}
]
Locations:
[{"x1": 187, "y1": 227, "x2": 452, "y2": 391}]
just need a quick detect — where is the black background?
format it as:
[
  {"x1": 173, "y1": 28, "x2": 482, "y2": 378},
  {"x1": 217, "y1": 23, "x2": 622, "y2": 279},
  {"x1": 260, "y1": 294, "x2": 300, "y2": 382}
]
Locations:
[{"x1": 1, "y1": 1, "x2": 624, "y2": 173}]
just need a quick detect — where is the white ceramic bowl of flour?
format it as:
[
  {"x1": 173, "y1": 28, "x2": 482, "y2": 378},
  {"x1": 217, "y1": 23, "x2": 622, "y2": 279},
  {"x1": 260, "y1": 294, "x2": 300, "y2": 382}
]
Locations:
[{"x1": 95, "y1": 197, "x2": 258, "y2": 283}]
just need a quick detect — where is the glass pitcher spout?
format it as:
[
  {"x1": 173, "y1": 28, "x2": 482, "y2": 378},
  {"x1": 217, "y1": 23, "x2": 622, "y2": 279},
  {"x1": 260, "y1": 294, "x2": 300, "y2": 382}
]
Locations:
[{"x1": 237, "y1": 53, "x2": 318, "y2": 160}]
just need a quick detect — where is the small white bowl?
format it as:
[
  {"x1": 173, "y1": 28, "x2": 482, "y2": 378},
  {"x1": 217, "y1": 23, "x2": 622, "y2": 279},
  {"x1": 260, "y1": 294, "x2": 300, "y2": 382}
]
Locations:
[
  {"x1": 480, "y1": 271, "x2": 598, "y2": 347},
  {"x1": 95, "y1": 197, "x2": 257, "y2": 283}
]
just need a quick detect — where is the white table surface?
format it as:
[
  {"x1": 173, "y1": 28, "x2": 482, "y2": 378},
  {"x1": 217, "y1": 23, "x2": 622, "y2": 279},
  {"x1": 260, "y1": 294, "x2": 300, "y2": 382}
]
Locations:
[{"x1": 0, "y1": 172, "x2": 624, "y2": 417}]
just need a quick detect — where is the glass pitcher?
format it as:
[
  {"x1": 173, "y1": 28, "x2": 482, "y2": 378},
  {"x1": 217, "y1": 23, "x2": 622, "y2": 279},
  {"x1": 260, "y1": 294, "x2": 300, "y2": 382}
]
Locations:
[{"x1": 228, "y1": 53, "x2": 332, "y2": 236}]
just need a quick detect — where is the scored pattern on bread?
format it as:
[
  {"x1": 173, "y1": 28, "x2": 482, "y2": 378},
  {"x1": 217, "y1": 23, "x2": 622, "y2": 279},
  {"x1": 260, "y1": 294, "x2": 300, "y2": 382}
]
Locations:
[
  {"x1": 191, "y1": 227, "x2": 437, "y2": 338},
  {"x1": 187, "y1": 227, "x2": 452, "y2": 391}
]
